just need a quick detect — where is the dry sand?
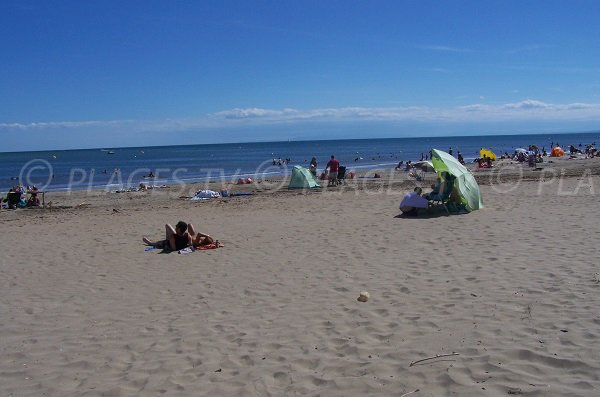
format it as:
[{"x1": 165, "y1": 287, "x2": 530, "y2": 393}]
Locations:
[{"x1": 1, "y1": 158, "x2": 600, "y2": 396}]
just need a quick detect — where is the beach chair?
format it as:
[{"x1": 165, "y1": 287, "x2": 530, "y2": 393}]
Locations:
[
  {"x1": 336, "y1": 166, "x2": 347, "y2": 185},
  {"x1": 428, "y1": 177, "x2": 455, "y2": 214}
]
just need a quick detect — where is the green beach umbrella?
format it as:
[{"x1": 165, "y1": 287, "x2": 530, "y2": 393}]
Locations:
[{"x1": 431, "y1": 149, "x2": 483, "y2": 211}]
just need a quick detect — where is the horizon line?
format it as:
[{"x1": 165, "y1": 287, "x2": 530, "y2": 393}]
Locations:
[{"x1": 1, "y1": 129, "x2": 598, "y2": 155}]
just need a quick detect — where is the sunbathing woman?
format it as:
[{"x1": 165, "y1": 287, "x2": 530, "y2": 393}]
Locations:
[{"x1": 188, "y1": 223, "x2": 220, "y2": 247}]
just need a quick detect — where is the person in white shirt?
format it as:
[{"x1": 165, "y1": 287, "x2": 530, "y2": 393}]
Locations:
[{"x1": 399, "y1": 187, "x2": 429, "y2": 216}]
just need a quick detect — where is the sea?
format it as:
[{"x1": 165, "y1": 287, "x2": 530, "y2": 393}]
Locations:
[{"x1": 1, "y1": 132, "x2": 598, "y2": 193}]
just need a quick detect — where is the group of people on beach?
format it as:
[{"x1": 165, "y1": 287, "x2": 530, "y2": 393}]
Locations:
[
  {"x1": 399, "y1": 172, "x2": 458, "y2": 216},
  {"x1": 307, "y1": 155, "x2": 344, "y2": 187},
  {"x1": 272, "y1": 158, "x2": 291, "y2": 166},
  {"x1": 1, "y1": 185, "x2": 41, "y2": 210}
]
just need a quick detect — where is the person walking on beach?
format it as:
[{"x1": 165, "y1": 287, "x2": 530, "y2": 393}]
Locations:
[{"x1": 325, "y1": 155, "x2": 340, "y2": 186}]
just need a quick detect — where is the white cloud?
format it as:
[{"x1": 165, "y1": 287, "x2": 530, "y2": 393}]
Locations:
[
  {"x1": 2, "y1": 100, "x2": 600, "y2": 134},
  {"x1": 208, "y1": 100, "x2": 600, "y2": 123},
  {"x1": 502, "y1": 99, "x2": 549, "y2": 109},
  {"x1": 0, "y1": 120, "x2": 136, "y2": 130}
]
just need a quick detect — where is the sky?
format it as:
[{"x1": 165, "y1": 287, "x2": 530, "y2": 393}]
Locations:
[{"x1": 1, "y1": 0, "x2": 600, "y2": 151}]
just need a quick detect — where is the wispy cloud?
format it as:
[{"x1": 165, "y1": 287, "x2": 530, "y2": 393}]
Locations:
[
  {"x1": 0, "y1": 119, "x2": 137, "y2": 130},
  {"x1": 3, "y1": 100, "x2": 600, "y2": 134},
  {"x1": 211, "y1": 100, "x2": 600, "y2": 123},
  {"x1": 502, "y1": 44, "x2": 553, "y2": 54},
  {"x1": 416, "y1": 45, "x2": 473, "y2": 53}
]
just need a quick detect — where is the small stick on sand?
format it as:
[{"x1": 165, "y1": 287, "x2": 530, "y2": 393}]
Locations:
[
  {"x1": 409, "y1": 352, "x2": 459, "y2": 367},
  {"x1": 401, "y1": 389, "x2": 420, "y2": 397}
]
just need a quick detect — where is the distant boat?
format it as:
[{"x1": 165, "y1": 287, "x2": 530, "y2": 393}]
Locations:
[{"x1": 107, "y1": 151, "x2": 115, "y2": 155}]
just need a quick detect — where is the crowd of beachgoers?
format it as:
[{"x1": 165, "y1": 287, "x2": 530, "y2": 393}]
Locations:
[{"x1": 3, "y1": 139, "x2": 598, "y2": 212}]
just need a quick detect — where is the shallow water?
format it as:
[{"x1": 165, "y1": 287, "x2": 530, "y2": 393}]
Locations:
[{"x1": 1, "y1": 132, "x2": 597, "y2": 192}]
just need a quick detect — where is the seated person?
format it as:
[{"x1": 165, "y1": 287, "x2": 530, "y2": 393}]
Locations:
[
  {"x1": 399, "y1": 187, "x2": 429, "y2": 216},
  {"x1": 5, "y1": 186, "x2": 22, "y2": 209},
  {"x1": 425, "y1": 173, "x2": 455, "y2": 201},
  {"x1": 446, "y1": 189, "x2": 466, "y2": 213},
  {"x1": 143, "y1": 221, "x2": 192, "y2": 251},
  {"x1": 423, "y1": 177, "x2": 442, "y2": 200},
  {"x1": 143, "y1": 221, "x2": 220, "y2": 251},
  {"x1": 26, "y1": 189, "x2": 40, "y2": 207}
]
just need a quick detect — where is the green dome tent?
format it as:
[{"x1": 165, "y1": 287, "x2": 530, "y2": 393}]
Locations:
[
  {"x1": 288, "y1": 166, "x2": 321, "y2": 189},
  {"x1": 431, "y1": 149, "x2": 483, "y2": 211}
]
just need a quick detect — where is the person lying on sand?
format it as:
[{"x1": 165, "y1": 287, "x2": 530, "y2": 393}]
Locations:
[{"x1": 143, "y1": 221, "x2": 220, "y2": 251}]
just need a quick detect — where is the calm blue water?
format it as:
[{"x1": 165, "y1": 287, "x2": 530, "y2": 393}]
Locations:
[{"x1": 1, "y1": 132, "x2": 598, "y2": 192}]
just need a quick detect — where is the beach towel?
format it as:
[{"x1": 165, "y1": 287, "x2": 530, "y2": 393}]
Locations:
[
  {"x1": 178, "y1": 244, "x2": 220, "y2": 254},
  {"x1": 191, "y1": 190, "x2": 221, "y2": 201},
  {"x1": 144, "y1": 243, "x2": 220, "y2": 254},
  {"x1": 195, "y1": 243, "x2": 219, "y2": 250}
]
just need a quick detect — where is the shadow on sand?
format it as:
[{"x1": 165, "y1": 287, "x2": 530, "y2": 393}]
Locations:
[{"x1": 394, "y1": 208, "x2": 466, "y2": 219}]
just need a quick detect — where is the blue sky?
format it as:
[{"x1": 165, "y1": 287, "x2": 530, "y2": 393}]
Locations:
[{"x1": 1, "y1": 0, "x2": 600, "y2": 151}]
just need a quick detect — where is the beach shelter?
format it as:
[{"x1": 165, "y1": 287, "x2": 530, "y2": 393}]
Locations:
[
  {"x1": 550, "y1": 147, "x2": 565, "y2": 157},
  {"x1": 431, "y1": 149, "x2": 483, "y2": 211},
  {"x1": 288, "y1": 166, "x2": 321, "y2": 189},
  {"x1": 414, "y1": 160, "x2": 435, "y2": 172},
  {"x1": 480, "y1": 148, "x2": 497, "y2": 161}
]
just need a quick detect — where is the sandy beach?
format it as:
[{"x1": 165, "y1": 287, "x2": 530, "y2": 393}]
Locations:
[{"x1": 1, "y1": 158, "x2": 600, "y2": 396}]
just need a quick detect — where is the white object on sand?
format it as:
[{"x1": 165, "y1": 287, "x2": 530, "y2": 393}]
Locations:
[{"x1": 357, "y1": 291, "x2": 370, "y2": 302}]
